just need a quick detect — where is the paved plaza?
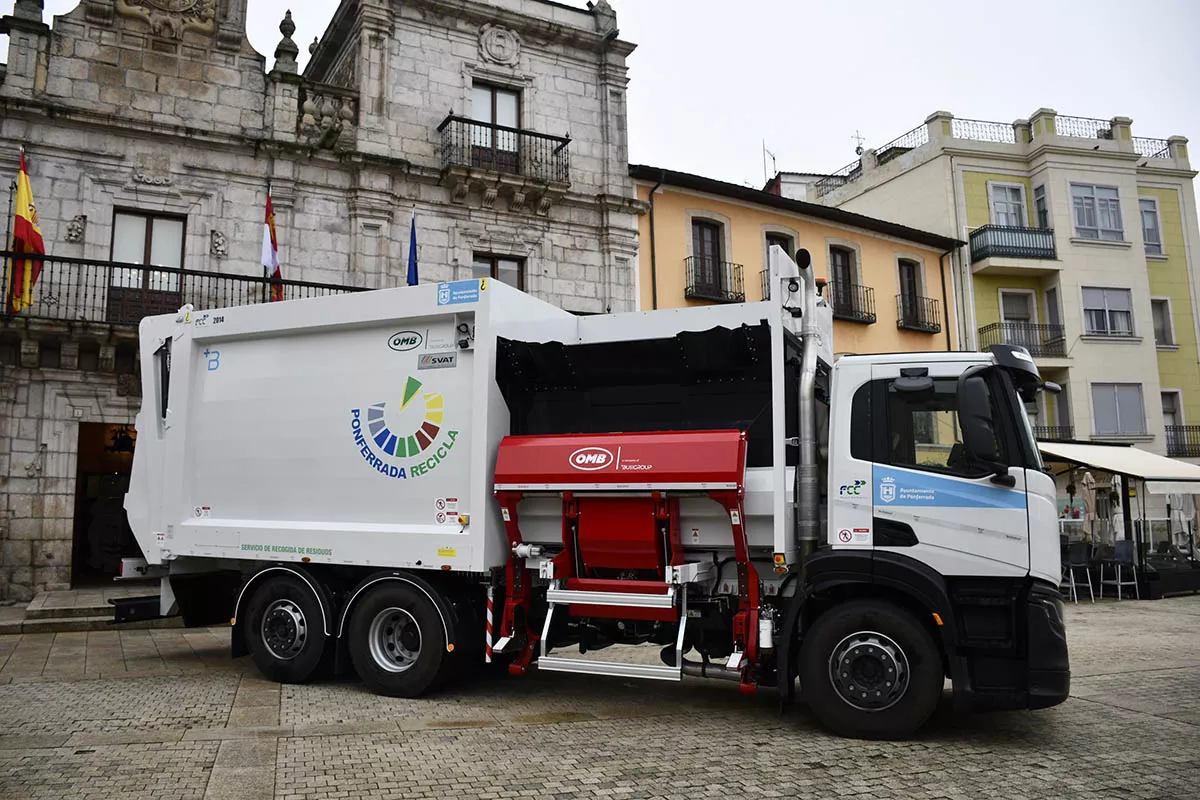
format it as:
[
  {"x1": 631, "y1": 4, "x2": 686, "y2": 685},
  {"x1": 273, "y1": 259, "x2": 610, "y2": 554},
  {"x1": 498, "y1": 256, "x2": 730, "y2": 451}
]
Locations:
[{"x1": 0, "y1": 596, "x2": 1197, "y2": 799}]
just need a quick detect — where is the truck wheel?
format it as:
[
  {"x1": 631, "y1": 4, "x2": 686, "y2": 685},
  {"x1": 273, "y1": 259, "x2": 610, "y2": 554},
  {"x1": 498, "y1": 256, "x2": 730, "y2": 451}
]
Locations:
[
  {"x1": 799, "y1": 600, "x2": 942, "y2": 740},
  {"x1": 347, "y1": 582, "x2": 448, "y2": 697},
  {"x1": 244, "y1": 574, "x2": 329, "y2": 684}
]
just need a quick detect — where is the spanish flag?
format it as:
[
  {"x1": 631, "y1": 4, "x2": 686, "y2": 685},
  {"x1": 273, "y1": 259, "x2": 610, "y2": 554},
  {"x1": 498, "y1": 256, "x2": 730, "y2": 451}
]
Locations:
[
  {"x1": 6, "y1": 147, "x2": 45, "y2": 315},
  {"x1": 262, "y1": 186, "x2": 282, "y2": 302}
]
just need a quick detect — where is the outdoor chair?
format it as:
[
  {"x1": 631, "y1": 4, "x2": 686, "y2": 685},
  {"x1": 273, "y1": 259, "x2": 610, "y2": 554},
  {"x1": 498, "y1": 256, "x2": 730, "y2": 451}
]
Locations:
[
  {"x1": 1061, "y1": 541, "x2": 1094, "y2": 604},
  {"x1": 1099, "y1": 539, "x2": 1140, "y2": 600}
]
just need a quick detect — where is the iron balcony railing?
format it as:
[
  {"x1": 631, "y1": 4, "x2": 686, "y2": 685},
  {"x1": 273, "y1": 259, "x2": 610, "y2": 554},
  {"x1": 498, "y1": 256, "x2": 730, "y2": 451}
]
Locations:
[
  {"x1": 685, "y1": 256, "x2": 744, "y2": 303},
  {"x1": 978, "y1": 321, "x2": 1066, "y2": 358},
  {"x1": 1054, "y1": 115, "x2": 1114, "y2": 140},
  {"x1": 1033, "y1": 425, "x2": 1074, "y2": 441},
  {"x1": 812, "y1": 159, "x2": 862, "y2": 199},
  {"x1": 825, "y1": 281, "x2": 876, "y2": 324},
  {"x1": 896, "y1": 294, "x2": 941, "y2": 334},
  {"x1": 951, "y1": 118, "x2": 1017, "y2": 144},
  {"x1": 438, "y1": 115, "x2": 571, "y2": 184},
  {"x1": 0, "y1": 252, "x2": 362, "y2": 327},
  {"x1": 1133, "y1": 136, "x2": 1172, "y2": 159},
  {"x1": 969, "y1": 225, "x2": 1057, "y2": 262},
  {"x1": 1166, "y1": 425, "x2": 1200, "y2": 458}
]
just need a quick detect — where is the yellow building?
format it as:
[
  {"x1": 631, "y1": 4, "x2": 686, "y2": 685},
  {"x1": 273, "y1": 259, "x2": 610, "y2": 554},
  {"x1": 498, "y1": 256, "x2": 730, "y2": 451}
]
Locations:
[{"x1": 629, "y1": 166, "x2": 963, "y2": 356}]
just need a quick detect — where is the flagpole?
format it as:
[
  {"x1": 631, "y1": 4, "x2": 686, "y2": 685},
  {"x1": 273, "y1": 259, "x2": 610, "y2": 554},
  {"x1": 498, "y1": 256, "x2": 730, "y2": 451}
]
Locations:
[{"x1": 263, "y1": 182, "x2": 270, "y2": 304}]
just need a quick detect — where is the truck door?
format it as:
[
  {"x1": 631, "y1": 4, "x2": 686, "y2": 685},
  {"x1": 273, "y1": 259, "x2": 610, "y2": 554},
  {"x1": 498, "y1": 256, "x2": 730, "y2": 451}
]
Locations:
[{"x1": 867, "y1": 364, "x2": 1030, "y2": 578}]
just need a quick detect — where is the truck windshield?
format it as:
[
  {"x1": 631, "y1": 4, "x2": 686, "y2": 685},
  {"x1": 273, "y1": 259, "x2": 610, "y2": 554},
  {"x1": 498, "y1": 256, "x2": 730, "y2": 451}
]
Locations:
[{"x1": 998, "y1": 370, "x2": 1044, "y2": 471}]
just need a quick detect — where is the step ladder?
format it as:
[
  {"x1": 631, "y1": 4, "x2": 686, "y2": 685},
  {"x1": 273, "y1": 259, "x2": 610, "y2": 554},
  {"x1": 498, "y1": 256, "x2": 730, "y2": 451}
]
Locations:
[{"x1": 533, "y1": 562, "x2": 708, "y2": 681}]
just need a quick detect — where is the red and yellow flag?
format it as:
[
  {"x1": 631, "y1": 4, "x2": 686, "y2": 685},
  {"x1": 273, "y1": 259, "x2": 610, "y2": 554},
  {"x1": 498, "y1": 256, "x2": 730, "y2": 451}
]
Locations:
[
  {"x1": 6, "y1": 148, "x2": 45, "y2": 314},
  {"x1": 262, "y1": 187, "x2": 282, "y2": 302}
]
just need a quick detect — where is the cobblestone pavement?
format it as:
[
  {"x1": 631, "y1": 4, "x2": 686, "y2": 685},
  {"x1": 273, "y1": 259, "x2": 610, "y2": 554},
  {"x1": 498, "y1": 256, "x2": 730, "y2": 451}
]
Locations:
[{"x1": 0, "y1": 597, "x2": 1197, "y2": 799}]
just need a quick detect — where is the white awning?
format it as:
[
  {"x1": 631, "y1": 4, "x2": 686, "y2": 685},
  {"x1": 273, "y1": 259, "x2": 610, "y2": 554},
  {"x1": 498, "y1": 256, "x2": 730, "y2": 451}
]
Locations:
[{"x1": 1038, "y1": 441, "x2": 1200, "y2": 492}]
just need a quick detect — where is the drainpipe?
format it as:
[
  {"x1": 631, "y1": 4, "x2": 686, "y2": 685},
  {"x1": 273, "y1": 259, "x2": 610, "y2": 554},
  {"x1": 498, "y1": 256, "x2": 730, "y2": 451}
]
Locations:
[
  {"x1": 648, "y1": 170, "x2": 665, "y2": 309},
  {"x1": 939, "y1": 250, "x2": 953, "y2": 351}
]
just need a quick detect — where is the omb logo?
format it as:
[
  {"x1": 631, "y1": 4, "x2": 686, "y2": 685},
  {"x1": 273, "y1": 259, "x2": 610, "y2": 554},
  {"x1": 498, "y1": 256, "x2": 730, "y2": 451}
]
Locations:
[
  {"x1": 388, "y1": 330, "x2": 423, "y2": 352},
  {"x1": 569, "y1": 447, "x2": 613, "y2": 471}
]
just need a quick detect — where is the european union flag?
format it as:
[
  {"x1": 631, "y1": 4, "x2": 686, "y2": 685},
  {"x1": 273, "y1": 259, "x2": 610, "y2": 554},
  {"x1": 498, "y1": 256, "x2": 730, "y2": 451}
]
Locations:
[{"x1": 406, "y1": 209, "x2": 418, "y2": 286}]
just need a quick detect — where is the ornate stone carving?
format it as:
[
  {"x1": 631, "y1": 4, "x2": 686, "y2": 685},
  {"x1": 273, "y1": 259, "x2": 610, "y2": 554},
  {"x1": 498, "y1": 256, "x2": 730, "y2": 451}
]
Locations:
[
  {"x1": 84, "y1": 0, "x2": 113, "y2": 25},
  {"x1": 132, "y1": 167, "x2": 172, "y2": 185},
  {"x1": 509, "y1": 191, "x2": 527, "y2": 214},
  {"x1": 65, "y1": 215, "x2": 87, "y2": 243},
  {"x1": 479, "y1": 24, "x2": 521, "y2": 66},
  {"x1": 273, "y1": 10, "x2": 299, "y2": 73},
  {"x1": 116, "y1": 373, "x2": 143, "y2": 398},
  {"x1": 115, "y1": 0, "x2": 216, "y2": 40},
  {"x1": 209, "y1": 229, "x2": 227, "y2": 257},
  {"x1": 589, "y1": 0, "x2": 618, "y2": 38},
  {"x1": 481, "y1": 186, "x2": 498, "y2": 209}
]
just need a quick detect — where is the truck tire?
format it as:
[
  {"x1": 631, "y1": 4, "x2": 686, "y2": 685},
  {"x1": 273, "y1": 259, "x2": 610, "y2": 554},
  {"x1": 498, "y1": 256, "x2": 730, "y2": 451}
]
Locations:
[
  {"x1": 244, "y1": 574, "x2": 329, "y2": 684},
  {"x1": 347, "y1": 582, "x2": 449, "y2": 697},
  {"x1": 799, "y1": 599, "x2": 942, "y2": 740}
]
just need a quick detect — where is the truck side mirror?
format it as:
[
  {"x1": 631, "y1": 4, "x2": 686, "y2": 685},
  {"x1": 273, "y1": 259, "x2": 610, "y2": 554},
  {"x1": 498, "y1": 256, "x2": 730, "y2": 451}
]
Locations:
[{"x1": 958, "y1": 371, "x2": 1014, "y2": 486}]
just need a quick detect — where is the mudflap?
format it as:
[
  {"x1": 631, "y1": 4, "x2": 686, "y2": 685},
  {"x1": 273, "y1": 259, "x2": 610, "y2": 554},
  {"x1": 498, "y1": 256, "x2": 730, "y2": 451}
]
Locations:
[{"x1": 776, "y1": 584, "x2": 807, "y2": 710}]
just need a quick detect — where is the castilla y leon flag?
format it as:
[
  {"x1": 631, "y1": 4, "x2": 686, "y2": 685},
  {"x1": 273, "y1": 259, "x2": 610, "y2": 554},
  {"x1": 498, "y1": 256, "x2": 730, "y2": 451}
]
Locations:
[
  {"x1": 6, "y1": 147, "x2": 45, "y2": 315},
  {"x1": 262, "y1": 186, "x2": 282, "y2": 302}
]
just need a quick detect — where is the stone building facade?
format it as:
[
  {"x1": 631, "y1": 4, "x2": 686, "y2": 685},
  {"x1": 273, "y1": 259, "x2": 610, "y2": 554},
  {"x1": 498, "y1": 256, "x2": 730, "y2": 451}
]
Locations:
[{"x1": 0, "y1": 0, "x2": 641, "y2": 600}]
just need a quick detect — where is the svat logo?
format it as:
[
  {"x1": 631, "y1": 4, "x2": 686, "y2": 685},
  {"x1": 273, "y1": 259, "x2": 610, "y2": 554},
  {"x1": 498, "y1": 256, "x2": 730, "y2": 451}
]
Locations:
[
  {"x1": 879, "y1": 476, "x2": 896, "y2": 503},
  {"x1": 569, "y1": 446, "x2": 613, "y2": 471},
  {"x1": 839, "y1": 479, "x2": 866, "y2": 496}
]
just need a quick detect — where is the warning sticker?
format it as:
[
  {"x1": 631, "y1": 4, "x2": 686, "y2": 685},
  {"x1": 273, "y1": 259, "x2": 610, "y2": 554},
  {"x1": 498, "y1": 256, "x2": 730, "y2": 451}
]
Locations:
[
  {"x1": 435, "y1": 512, "x2": 447, "y2": 524},
  {"x1": 193, "y1": 506, "x2": 212, "y2": 519},
  {"x1": 689, "y1": 527, "x2": 700, "y2": 543},
  {"x1": 434, "y1": 497, "x2": 460, "y2": 515},
  {"x1": 838, "y1": 529, "x2": 853, "y2": 543},
  {"x1": 437, "y1": 547, "x2": 457, "y2": 558},
  {"x1": 853, "y1": 527, "x2": 871, "y2": 543},
  {"x1": 501, "y1": 508, "x2": 511, "y2": 522}
]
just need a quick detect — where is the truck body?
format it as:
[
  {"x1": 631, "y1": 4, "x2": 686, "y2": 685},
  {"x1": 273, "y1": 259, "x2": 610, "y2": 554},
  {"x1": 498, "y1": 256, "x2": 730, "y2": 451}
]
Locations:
[{"x1": 124, "y1": 248, "x2": 1069, "y2": 739}]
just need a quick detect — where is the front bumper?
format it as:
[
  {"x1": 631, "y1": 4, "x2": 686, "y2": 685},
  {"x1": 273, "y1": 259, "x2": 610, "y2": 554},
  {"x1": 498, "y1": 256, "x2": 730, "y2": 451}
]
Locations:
[{"x1": 1025, "y1": 580, "x2": 1070, "y2": 708}]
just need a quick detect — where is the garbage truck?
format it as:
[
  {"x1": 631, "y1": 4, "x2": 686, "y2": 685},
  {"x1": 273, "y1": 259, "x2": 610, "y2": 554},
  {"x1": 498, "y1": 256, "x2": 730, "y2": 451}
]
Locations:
[{"x1": 122, "y1": 247, "x2": 1069, "y2": 739}]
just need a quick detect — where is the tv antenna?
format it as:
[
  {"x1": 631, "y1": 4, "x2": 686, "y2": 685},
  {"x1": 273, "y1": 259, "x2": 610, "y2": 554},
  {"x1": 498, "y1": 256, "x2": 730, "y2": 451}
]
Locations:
[{"x1": 762, "y1": 140, "x2": 777, "y2": 184}]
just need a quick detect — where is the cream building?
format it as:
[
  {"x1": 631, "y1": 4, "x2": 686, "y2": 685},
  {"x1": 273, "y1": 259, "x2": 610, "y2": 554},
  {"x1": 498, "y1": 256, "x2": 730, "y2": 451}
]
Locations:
[{"x1": 790, "y1": 109, "x2": 1200, "y2": 522}]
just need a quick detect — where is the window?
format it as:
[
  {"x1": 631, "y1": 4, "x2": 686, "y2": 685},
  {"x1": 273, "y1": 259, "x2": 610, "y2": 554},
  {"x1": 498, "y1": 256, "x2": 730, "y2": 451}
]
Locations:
[
  {"x1": 691, "y1": 219, "x2": 724, "y2": 294},
  {"x1": 765, "y1": 233, "x2": 793, "y2": 260},
  {"x1": 1162, "y1": 392, "x2": 1181, "y2": 427},
  {"x1": 1091, "y1": 383, "x2": 1146, "y2": 435},
  {"x1": 886, "y1": 378, "x2": 989, "y2": 475},
  {"x1": 1000, "y1": 291, "x2": 1038, "y2": 350},
  {"x1": 990, "y1": 184, "x2": 1027, "y2": 227},
  {"x1": 1034, "y1": 185, "x2": 1049, "y2": 229},
  {"x1": 1082, "y1": 287, "x2": 1133, "y2": 336},
  {"x1": 1071, "y1": 184, "x2": 1124, "y2": 241},
  {"x1": 109, "y1": 210, "x2": 185, "y2": 325},
  {"x1": 1151, "y1": 299, "x2": 1173, "y2": 345},
  {"x1": 827, "y1": 246, "x2": 856, "y2": 314},
  {"x1": 472, "y1": 254, "x2": 523, "y2": 289},
  {"x1": 469, "y1": 82, "x2": 520, "y2": 173},
  {"x1": 1140, "y1": 198, "x2": 1163, "y2": 255}
]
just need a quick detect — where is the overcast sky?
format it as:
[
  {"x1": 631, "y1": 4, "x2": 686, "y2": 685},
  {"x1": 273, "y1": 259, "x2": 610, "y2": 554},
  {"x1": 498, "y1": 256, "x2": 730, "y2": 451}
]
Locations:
[{"x1": 5, "y1": 0, "x2": 1199, "y2": 189}]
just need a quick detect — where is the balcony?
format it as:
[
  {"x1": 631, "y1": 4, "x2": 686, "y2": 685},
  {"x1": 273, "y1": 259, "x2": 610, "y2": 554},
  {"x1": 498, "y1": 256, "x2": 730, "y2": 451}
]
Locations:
[
  {"x1": 438, "y1": 115, "x2": 570, "y2": 213},
  {"x1": 685, "y1": 257, "x2": 744, "y2": 303},
  {"x1": 1166, "y1": 426, "x2": 1200, "y2": 458},
  {"x1": 978, "y1": 322, "x2": 1066, "y2": 358},
  {"x1": 0, "y1": 253, "x2": 361, "y2": 328},
  {"x1": 1033, "y1": 425, "x2": 1074, "y2": 441},
  {"x1": 969, "y1": 225, "x2": 1059, "y2": 276},
  {"x1": 825, "y1": 281, "x2": 876, "y2": 324},
  {"x1": 896, "y1": 294, "x2": 941, "y2": 334}
]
